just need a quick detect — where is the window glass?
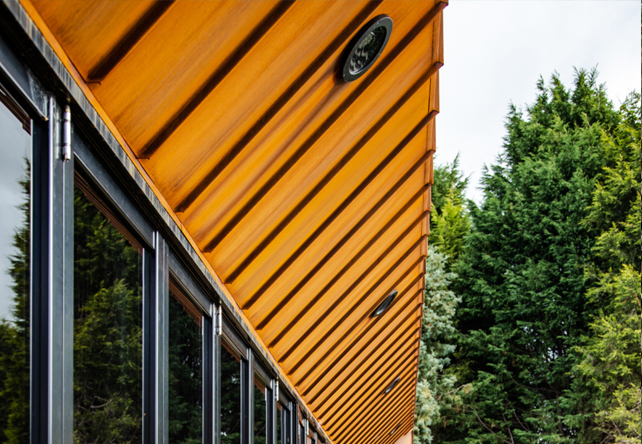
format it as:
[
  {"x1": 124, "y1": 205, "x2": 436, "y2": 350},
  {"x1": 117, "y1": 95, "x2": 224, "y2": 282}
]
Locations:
[
  {"x1": 253, "y1": 376, "x2": 267, "y2": 444},
  {"x1": 277, "y1": 402, "x2": 291, "y2": 444},
  {"x1": 73, "y1": 181, "x2": 143, "y2": 442},
  {"x1": 0, "y1": 92, "x2": 31, "y2": 443},
  {"x1": 169, "y1": 285, "x2": 202, "y2": 443},
  {"x1": 221, "y1": 343, "x2": 241, "y2": 444},
  {"x1": 276, "y1": 403, "x2": 282, "y2": 444}
]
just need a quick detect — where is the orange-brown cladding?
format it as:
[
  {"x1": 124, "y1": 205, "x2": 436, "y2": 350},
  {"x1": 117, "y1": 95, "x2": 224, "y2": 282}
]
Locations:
[{"x1": 27, "y1": 0, "x2": 444, "y2": 441}]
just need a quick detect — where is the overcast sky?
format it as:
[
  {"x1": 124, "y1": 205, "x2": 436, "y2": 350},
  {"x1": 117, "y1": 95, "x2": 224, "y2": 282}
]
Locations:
[
  {"x1": 0, "y1": 104, "x2": 30, "y2": 322},
  {"x1": 437, "y1": 0, "x2": 641, "y2": 204}
]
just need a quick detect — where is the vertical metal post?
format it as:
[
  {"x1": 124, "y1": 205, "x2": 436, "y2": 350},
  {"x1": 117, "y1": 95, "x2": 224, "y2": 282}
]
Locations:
[
  {"x1": 155, "y1": 234, "x2": 169, "y2": 444},
  {"x1": 61, "y1": 101, "x2": 74, "y2": 444},
  {"x1": 142, "y1": 247, "x2": 155, "y2": 444},
  {"x1": 31, "y1": 95, "x2": 51, "y2": 444},
  {"x1": 203, "y1": 316, "x2": 214, "y2": 444},
  {"x1": 47, "y1": 96, "x2": 74, "y2": 444},
  {"x1": 246, "y1": 351, "x2": 254, "y2": 444},
  {"x1": 213, "y1": 309, "x2": 221, "y2": 444},
  {"x1": 143, "y1": 233, "x2": 168, "y2": 443}
]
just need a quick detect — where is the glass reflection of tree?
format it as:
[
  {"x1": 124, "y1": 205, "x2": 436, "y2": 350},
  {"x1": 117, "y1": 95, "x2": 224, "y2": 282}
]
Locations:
[
  {"x1": 73, "y1": 185, "x2": 142, "y2": 444},
  {"x1": 168, "y1": 294, "x2": 202, "y2": 444},
  {"x1": 276, "y1": 404, "x2": 282, "y2": 444},
  {"x1": 0, "y1": 160, "x2": 30, "y2": 444},
  {"x1": 220, "y1": 346, "x2": 241, "y2": 444},
  {"x1": 254, "y1": 381, "x2": 266, "y2": 444}
]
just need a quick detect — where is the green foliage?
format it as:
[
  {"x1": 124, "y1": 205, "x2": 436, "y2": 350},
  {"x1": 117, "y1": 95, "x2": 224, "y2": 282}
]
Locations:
[
  {"x1": 567, "y1": 91, "x2": 641, "y2": 444},
  {"x1": 429, "y1": 192, "x2": 471, "y2": 265},
  {"x1": 429, "y1": 154, "x2": 471, "y2": 265},
  {"x1": 575, "y1": 266, "x2": 641, "y2": 443},
  {"x1": 221, "y1": 346, "x2": 242, "y2": 444},
  {"x1": 73, "y1": 186, "x2": 143, "y2": 444},
  {"x1": 432, "y1": 69, "x2": 640, "y2": 443},
  {"x1": 416, "y1": 153, "x2": 471, "y2": 443},
  {"x1": 168, "y1": 296, "x2": 203, "y2": 444},
  {"x1": 431, "y1": 154, "x2": 470, "y2": 215},
  {"x1": 414, "y1": 246, "x2": 465, "y2": 443},
  {"x1": 0, "y1": 162, "x2": 30, "y2": 444}
]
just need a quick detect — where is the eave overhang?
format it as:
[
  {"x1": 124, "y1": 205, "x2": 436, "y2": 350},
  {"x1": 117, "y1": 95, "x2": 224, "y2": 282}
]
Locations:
[{"x1": 9, "y1": 1, "x2": 445, "y2": 442}]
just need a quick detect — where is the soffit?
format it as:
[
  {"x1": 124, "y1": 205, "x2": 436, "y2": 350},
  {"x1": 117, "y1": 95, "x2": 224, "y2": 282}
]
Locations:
[{"x1": 27, "y1": 1, "x2": 444, "y2": 442}]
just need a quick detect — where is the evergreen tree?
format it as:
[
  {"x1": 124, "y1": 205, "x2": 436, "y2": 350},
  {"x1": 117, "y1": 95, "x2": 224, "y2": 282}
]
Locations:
[
  {"x1": 414, "y1": 245, "x2": 466, "y2": 444},
  {"x1": 566, "y1": 92, "x2": 641, "y2": 444},
  {"x1": 415, "y1": 158, "x2": 471, "y2": 443},
  {"x1": 429, "y1": 154, "x2": 471, "y2": 266},
  {"x1": 431, "y1": 154, "x2": 469, "y2": 216},
  {"x1": 435, "y1": 69, "x2": 636, "y2": 443}
]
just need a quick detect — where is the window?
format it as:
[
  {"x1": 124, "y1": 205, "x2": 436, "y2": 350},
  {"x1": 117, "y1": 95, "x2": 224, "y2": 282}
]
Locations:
[
  {"x1": 0, "y1": 85, "x2": 31, "y2": 444},
  {"x1": 221, "y1": 341, "x2": 242, "y2": 444},
  {"x1": 254, "y1": 375, "x2": 267, "y2": 444},
  {"x1": 169, "y1": 280, "x2": 203, "y2": 443},
  {"x1": 277, "y1": 396, "x2": 292, "y2": 444},
  {"x1": 73, "y1": 172, "x2": 144, "y2": 441}
]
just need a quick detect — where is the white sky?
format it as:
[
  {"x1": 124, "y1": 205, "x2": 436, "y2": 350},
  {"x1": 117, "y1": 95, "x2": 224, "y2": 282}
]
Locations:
[
  {"x1": 0, "y1": 104, "x2": 30, "y2": 322},
  {"x1": 437, "y1": 0, "x2": 641, "y2": 204}
]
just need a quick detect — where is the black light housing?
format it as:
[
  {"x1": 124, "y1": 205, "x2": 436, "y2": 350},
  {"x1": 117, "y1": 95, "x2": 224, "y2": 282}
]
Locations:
[
  {"x1": 383, "y1": 376, "x2": 400, "y2": 395},
  {"x1": 371, "y1": 289, "x2": 397, "y2": 317},
  {"x1": 340, "y1": 15, "x2": 393, "y2": 82},
  {"x1": 389, "y1": 423, "x2": 402, "y2": 435}
]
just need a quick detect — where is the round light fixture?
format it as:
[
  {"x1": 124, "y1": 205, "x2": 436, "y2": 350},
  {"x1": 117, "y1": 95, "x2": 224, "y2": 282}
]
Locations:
[
  {"x1": 371, "y1": 289, "x2": 397, "y2": 317},
  {"x1": 340, "y1": 15, "x2": 393, "y2": 82},
  {"x1": 383, "y1": 376, "x2": 400, "y2": 395}
]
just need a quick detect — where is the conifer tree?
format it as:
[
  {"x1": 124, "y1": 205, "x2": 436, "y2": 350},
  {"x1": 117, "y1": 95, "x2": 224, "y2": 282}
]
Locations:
[
  {"x1": 566, "y1": 92, "x2": 641, "y2": 443},
  {"x1": 434, "y1": 69, "x2": 637, "y2": 443},
  {"x1": 415, "y1": 158, "x2": 471, "y2": 443}
]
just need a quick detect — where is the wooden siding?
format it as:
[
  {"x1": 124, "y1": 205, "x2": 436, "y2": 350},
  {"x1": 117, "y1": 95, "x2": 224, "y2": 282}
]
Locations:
[{"x1": 26, "y1": 1, "x2": 445, "y2": 442}]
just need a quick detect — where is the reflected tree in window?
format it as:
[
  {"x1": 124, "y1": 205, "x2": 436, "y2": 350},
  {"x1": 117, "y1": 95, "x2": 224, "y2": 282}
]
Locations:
[
  {"x1": 220, "y1": 345, "x2": 241, "y2": 444},
  {"x1": 253, "y1": 379, "x2": 266, "y2": 444},
  {"x1": 73, "y1": 183, "x2": 142, "y2": 443},
  {"x1": 0, "y1": 159, "x2": 30, "y2": 444},
  {"x1": 168, "y1": 291, "x2": 202, "y2": 444}
]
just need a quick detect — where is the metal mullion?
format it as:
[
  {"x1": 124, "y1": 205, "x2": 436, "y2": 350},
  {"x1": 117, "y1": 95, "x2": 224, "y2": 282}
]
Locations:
[
  {"x1": 214, "y1": 313, "x2": 222, "y2": 444},
  {"x1": 247, "y1": 350, "x2": 254, "y2": 444},
  {"x1": 155, "y1": 234, "x2": 169, "y2": 444},
  {"x1": 46, "y1": 96, "x2": 72, "y2": 444},
  {"x1": 270, "y1": 380, "x2": 277, "y2": 444},
  {"x1": 203, "y1": 313, "x2": 218, "y2": 444},
  {"x1": 61, "y1": 106, "x2": 74, "y2": 444},
  {"x1": 142, "y1": 246, "x2": 156, "y2": 444},
  {"x1": 242, "y1": 352, "x2": 251, "y2": 444},
  {"x1": 30, "y1": 96, "x2": 51, "y2": 444}
]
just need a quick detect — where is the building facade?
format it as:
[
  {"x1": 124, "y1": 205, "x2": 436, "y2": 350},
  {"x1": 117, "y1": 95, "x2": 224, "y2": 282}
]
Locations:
[{"x1": 0, "y1": 1, "x2": 445, "y2": 443}]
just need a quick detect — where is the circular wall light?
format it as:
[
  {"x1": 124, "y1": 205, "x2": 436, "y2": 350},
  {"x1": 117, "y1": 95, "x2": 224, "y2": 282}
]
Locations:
[
  {"x1": 371, "y1": 289, "x2": 397, "y2": 317},
  {"x1": 340, "y1": 15, "x2": 393, "y2": 82},
  {"x1": 383, "y1": 376, "x2": 400, "y2": 395}
]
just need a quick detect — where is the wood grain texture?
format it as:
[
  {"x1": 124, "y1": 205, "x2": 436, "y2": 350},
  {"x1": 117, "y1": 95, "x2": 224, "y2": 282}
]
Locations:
[{"x1": 29, "y1": 0, "x2": 446, "y2": 441}]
